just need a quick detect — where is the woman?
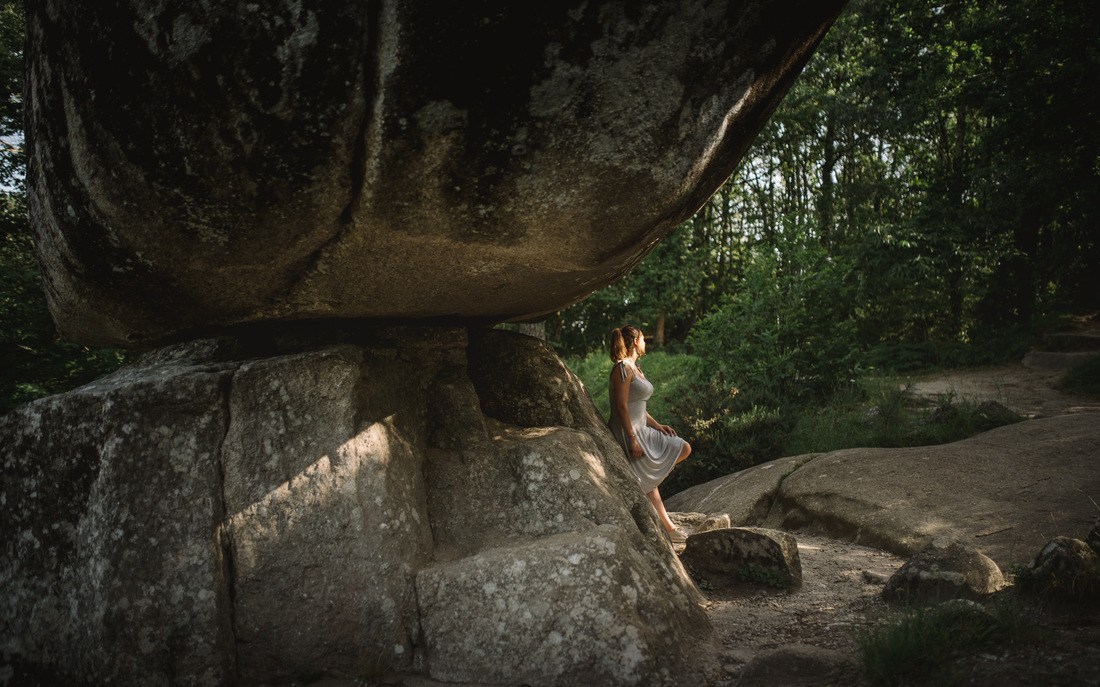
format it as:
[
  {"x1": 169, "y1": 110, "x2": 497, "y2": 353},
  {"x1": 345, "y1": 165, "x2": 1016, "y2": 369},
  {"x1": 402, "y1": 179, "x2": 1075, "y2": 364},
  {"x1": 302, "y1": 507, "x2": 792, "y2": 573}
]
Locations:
[{"x1": 608, "y1": 325, "x2": 692, "y2": 544}]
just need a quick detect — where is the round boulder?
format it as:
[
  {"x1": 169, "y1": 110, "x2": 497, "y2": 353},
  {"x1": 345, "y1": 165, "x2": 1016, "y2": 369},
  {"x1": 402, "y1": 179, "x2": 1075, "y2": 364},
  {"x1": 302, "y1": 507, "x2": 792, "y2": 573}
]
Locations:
[
  {"x1": 27, "y1": 0, "x2": 846, "y2": 346},
  {"x1": 882, "y1": 539, "x2": 1005, "y2": 603},
  {"x1": 1016, "y1": 536, "x2": 1100, "y2": 598}
]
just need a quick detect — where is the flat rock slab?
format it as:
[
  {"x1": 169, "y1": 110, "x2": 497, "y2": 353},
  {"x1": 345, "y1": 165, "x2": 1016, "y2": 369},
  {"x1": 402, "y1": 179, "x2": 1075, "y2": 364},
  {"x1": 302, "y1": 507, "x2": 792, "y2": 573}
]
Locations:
[{"x1": 667, "y1": 413, "x2": 1100, "y2": 568}]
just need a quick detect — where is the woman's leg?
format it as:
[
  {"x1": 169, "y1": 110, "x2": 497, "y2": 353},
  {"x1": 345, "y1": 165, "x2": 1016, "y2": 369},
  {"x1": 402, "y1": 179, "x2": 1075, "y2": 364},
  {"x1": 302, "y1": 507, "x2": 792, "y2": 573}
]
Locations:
[
  {"x1": 649, "y1": 441, "x2": 693, "y2": 532},
  {"x1": 675, "y1": 441, "x2": 692, "y2": 464},
  {"x1": 647, "y1": 487, "x2": 677, "y2": 532}
]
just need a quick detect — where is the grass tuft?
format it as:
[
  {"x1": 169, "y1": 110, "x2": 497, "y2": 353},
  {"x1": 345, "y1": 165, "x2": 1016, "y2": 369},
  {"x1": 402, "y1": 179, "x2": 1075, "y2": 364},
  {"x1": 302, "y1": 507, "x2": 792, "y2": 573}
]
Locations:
[{"x1": 856, "y1": 597, "x2": 1040, "y2": 686}]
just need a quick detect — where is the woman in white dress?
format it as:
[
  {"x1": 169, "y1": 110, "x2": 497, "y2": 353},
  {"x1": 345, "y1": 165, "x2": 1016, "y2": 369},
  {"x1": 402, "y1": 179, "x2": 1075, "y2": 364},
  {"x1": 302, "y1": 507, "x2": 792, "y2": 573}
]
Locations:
[{"x1": 608, "y1": 325, "x2": 692, "y2": 543}]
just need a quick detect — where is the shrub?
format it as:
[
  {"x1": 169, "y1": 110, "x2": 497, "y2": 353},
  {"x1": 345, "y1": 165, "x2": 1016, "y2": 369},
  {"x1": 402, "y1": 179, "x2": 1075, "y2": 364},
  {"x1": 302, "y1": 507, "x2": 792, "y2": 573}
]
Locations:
[
  {"x1": 1056, "y1": 354, "x2": 1100, "y2": 398},
  {"x1": 688, "y1": 239, "x2": 859, "y2": 407},
  {"x1": 856, "y1": 598, "x2": 1037, "y2": 686}
]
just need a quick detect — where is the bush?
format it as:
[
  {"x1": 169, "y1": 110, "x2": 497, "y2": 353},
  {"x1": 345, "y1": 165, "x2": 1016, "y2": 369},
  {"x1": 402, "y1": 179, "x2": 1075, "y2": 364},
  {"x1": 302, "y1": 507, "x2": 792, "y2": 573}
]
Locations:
[
  {"x1": 856, "y1": 598, "x2": 1038, "y2": 686},
  {"x1": 1056, "y1": 354, "x2": 1100, "y2": 398},
  {"x1": 689, "y1": 239, "x2": 859, "y2": 407}
]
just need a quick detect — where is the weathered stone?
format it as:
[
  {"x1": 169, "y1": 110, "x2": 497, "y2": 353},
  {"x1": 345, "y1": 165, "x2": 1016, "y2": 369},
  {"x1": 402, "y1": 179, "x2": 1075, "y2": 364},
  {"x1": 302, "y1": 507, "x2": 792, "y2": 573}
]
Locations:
[
  {"x1": 669, "y1": 511, "x2": 733, "y2": 535},
  {"x1": 0, "y1": 359, "x2": 237, "y2": 685},
  {"x1": 975, "y1": 400, "x2": 1023, "y2": 429},
  {"x1": 1, "y1": 328, "x2": 709, "y2": 685},
  {"x1": 882, "y1": 539, "x2": 1005, "y2": 603},
  {"x1": 417, "y1": 526, "x2": 711, "y2": 686},
  {"x1": 1016, "y1": 536, "x2": 1100, "y2": 598},
  {"x1": 680, "y1": 527, "x2": 802, "y2": 590},
  {"x1": 736, "y1": 644, "x2": 856, "y2": 687},
  {"x1": 1088, "y1": 518, "x2": 1100, "y2": 556},
  {"x1": 667, "y1": 413, "x2": 1100, "y2": 569},
  {"x1": 27, "y1": 0, "x2": 847, "y2": 347}
]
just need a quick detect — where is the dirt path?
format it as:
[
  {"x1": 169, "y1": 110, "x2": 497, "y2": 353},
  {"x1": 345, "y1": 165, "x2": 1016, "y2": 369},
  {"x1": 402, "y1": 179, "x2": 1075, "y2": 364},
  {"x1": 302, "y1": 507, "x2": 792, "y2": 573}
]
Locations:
[
  {"x1": 702, "y1": 535, "x2": 905, "y2": 685},
  {"x1": 907, "y1": 361, "x2": 1100, "y2": 418}
]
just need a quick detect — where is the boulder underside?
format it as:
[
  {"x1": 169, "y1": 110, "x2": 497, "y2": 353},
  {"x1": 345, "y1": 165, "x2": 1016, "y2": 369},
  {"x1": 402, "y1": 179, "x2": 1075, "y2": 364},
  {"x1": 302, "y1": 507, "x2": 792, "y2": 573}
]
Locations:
[
  {"x1": 0, "y1": 328, "x2": 711, "y2": 686},
  {"x1": 26, "y1": 0, "x2": 846, "y2": 346}
]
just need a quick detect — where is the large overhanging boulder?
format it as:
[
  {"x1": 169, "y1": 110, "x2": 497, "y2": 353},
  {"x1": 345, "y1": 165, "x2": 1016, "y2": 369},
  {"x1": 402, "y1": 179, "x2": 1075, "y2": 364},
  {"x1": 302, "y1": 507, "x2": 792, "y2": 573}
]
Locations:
[{"x1": 27, "y1": 0, "x2": 846, "y2": 347}]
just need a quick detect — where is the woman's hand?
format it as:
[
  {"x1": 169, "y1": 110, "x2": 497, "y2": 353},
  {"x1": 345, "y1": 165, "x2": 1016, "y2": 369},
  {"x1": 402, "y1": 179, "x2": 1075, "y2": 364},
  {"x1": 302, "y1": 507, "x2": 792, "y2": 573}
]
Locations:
[
  {"x1": 658, "y1": 424, "x2": 678, "y2": 437},
  {"x1": 630, "y1": 436, "x2": 644, "y2": 460}
]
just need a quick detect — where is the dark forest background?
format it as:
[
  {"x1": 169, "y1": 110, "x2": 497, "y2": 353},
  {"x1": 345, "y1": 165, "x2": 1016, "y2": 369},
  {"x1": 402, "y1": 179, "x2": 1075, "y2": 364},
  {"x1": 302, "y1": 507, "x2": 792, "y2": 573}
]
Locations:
[{"x1": 2, "y1": 1, "x2": 1098, "y2": 493}]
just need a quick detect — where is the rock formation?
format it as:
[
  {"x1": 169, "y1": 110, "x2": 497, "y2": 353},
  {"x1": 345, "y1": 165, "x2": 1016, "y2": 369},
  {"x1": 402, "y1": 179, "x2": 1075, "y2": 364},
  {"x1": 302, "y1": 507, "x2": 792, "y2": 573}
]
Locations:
[
  {"x1": 680, "y1": 527, "x2": 803, "y2": 590},
  {"x1": 665, "y1": 413, "x2": 1100, "y2": 569},
  {"x1": 26, "y1": 0, "x2": 846, "y2": 346},
  {"x1": 1, "y1": 328, "x2": 712, "y2": 685},
  {"x1": 881, "y1": 539, "x2": 1005, "y2": 603}
]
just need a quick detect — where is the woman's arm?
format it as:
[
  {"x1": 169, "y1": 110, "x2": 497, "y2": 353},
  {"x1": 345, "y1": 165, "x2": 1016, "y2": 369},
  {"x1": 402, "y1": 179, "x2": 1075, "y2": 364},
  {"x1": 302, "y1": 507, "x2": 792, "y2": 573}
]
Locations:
[
  {"x1": 646, "y1": 412, "x2": 678, "y2": 436},
  {"x1": 610, "y1": 364, "x2": 643, "y2": 459}
]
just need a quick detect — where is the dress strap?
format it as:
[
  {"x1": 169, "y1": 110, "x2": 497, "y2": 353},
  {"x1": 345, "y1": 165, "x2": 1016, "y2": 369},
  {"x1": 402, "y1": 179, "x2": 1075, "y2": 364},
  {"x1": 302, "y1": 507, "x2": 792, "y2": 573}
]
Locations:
[{"x1": 617, "y1": 360, "x2": 630, "y2": 382}]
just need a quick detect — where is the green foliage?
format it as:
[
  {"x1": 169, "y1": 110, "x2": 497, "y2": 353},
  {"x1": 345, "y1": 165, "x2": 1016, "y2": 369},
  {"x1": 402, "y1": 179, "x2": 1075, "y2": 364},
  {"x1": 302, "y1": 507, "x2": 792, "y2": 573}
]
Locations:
[
  {"x1": 1055, "y1": 355, "x2": 1100, "y2": 398},
  {"x1": 689, "y1": 236, "x2": 859, "y2": 406},
  {"x1": 783, "y1": 383, "x2": 1022, "y2": 456},
  {"x1": 565, "y1": 350, "x2": 696, "y2": 427},
  {"x1": 856, "y1": 598, "x2": 1039, "y2": 686}
]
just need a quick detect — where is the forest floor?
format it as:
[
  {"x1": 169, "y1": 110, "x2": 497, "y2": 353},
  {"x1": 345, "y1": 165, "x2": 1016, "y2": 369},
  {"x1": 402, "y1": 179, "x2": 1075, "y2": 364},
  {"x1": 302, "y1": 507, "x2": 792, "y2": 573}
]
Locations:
[{"x1": 700, "y1": 354, "x2": 1100, "y2": 686}]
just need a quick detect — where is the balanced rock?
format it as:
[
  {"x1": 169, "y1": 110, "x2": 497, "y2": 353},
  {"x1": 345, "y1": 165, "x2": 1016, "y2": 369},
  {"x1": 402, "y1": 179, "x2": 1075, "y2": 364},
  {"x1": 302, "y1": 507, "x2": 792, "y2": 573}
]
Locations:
[
  {"x1": 680, "y1": 527, "x2": 802, "y2": 590},
  {"x1": 27, "y1": 0, "x2": 846, "y2": 346},
  {"x1": 0, "y1": 328, "x2": 711, "y2": 686},
  {"x1": 882, "y1": 539, "x2": 1005, "y2": 603}
]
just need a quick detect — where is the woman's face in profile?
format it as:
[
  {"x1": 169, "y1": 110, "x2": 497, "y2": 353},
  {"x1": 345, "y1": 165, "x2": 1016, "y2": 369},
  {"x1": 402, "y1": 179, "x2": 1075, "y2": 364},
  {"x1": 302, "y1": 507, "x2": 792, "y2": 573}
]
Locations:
[{"x1": 637, "y1": 333, "x2": 646, "y2": 355}]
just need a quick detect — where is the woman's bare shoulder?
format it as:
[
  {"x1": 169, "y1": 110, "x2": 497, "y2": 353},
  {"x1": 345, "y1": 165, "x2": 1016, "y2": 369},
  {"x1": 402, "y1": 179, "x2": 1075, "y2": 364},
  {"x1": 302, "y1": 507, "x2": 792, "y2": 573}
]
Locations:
[{"x1": 610, "y1": 359, "x2": 635, "y2": 382}]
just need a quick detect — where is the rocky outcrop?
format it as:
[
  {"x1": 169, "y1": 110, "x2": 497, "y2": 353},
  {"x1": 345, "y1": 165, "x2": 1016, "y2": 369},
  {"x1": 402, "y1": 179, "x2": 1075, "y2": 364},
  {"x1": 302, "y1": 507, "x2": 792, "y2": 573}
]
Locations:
[
  {"x1": 666, "y1": 413, "x2": 1100, "y2": 568},
  {"x1": 27, "y1": 0, "x2": 847, "y2": 347},
  {"x1": 881, "y1": 539, "x2": 1005, "y2": 603},
  {"x1": 670, "y1": 511, "x2": 733, "y2": 535},
  {"x1": 680, "y1": 527, "x2": 802, "y2": 590},
  {"x1": 1, "y1": 328, "x2": 711, "y2": 686}
]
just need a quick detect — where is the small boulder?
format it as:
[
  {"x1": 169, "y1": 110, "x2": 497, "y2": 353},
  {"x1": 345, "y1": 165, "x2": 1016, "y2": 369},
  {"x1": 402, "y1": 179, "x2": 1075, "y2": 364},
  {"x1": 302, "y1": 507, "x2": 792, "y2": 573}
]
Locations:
[
  {"x1": 1016, "y1": 536, "x2": 1100, "y2": 598},
  {"x1": 882, "y1": 539, "x2": 1005, "y2": 603},
  {"x1": 669, "y1": 511, "x2": 733, "y2": 535},
  {"x1": 736, "y1": 644, "x2": 856, "y2": 687},
  {"x1": 975, "y1": 400, "x2": 1022, "y2": 428},
  {"x1": 1087, "y1": 518, "x2": 1100, "y2": 557},
  {"x1": 680, "y1": 528, "x2": 802, "y2": 590}
]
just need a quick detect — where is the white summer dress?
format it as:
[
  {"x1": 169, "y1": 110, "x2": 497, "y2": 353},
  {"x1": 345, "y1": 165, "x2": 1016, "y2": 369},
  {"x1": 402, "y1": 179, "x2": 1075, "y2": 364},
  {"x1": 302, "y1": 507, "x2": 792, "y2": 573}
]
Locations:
[{"x1": 608, "y1": 360, "x2": 686, "y2": 492}]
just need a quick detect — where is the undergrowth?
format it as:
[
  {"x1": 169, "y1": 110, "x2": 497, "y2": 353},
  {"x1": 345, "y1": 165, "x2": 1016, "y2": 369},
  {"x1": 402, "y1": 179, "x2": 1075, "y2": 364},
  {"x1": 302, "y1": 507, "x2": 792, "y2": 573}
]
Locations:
[
  {"x1": 1055, "y1": 355, "x2": 1100, "y2": 398},
  {"x1": 856, "y1": 597, "x2": 1041, "y2": 686}
]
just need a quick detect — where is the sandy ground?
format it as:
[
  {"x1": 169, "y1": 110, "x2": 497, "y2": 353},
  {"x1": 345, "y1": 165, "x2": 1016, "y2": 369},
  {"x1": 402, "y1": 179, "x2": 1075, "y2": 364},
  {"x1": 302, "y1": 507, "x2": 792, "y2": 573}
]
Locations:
[{"x1": 907, "y1": 361, "x2": 1100, "y2": 418}]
